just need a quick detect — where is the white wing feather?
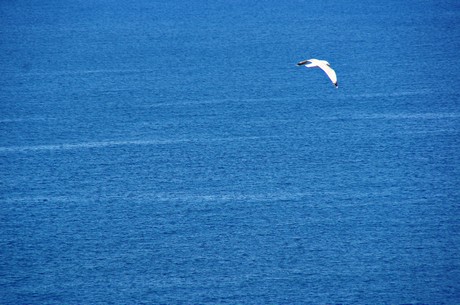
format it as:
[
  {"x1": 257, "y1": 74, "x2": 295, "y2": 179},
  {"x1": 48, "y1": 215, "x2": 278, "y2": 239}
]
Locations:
[{"x1": 317, "y1": 63, "x2": 337, "y2": 85}]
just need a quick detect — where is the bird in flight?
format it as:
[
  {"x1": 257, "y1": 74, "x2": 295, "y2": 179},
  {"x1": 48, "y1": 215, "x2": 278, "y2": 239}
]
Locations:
[{"x1": 297, "y1": 58, "x2": 338, "y2": 88}]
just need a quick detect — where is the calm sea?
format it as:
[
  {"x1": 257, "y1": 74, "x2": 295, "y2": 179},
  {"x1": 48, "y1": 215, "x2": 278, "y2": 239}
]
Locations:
[{"x1": 1, "y1": 0, "x2": 459, "y2": 303}]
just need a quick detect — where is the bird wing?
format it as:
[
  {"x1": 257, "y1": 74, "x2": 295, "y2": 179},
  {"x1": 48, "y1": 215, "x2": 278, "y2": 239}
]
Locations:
[
  {"x1": 297, "y1": 59, "x2": 310, "y2": 66},
  {"x1": 317, "y1": 63, "x2": 337, "y2": 85},
  {"x1": 297, "y1": 58, "x2": 320, "y2": 66}
]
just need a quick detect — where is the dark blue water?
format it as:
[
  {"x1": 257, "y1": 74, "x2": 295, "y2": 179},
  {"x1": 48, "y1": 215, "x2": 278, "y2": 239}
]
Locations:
[{"x1": 1, "y1": 0, "x2": 459, "y2": 303}]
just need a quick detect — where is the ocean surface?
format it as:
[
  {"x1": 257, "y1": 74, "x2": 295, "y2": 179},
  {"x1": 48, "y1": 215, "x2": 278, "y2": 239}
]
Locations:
[{"x1": 1, "y1": 0, "x2": 459, "y2": 303}]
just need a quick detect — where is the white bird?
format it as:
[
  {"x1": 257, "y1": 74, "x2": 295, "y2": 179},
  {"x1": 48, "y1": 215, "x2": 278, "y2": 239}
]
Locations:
[{"x1": 297, "y1": 58, "x2": 338, "y2": 88}]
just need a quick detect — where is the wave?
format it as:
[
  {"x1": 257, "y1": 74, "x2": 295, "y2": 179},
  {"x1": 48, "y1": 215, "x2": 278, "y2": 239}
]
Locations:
[
  {"x1": 5, "y1": 69, "x2": 158, "y2": 77},
  {"x1": 0, "y1": 191, "x2": 314, "y2": 205},
  {"x1": 346, "y1": 89, "x2": 433, "y2": 99},
  {"x1": 360, "y1": 112, "x2": 460, "y2": 120},
  {"x1": 325, "y1": 112, "x2": 460, "y2": 121},
  {"x1": 1, "y1": 189, "x2": 408, "y2": 205},
  {"x1": 0, "y1": 117, "x2": 52, "y2": 123},
  {"x1": 0, "y1": 135, "x2": 276, "y2": 153},
  {"x1": 142, "y1": 96, "x2": 304, "y2": 108},
  {"x1": 143, "y1": 90, "x2": 436, "y2": 108}
]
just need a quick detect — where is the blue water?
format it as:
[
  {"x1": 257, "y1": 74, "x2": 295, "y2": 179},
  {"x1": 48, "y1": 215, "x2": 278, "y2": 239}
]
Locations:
[{"x1": 1, "y1": 0, "x2": 459, "y2": 303}]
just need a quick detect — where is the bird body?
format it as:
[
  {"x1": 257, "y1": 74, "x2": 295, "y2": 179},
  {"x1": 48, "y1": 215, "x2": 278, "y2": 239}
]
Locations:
[{"x1": 297, "y1": 58, "x2": 338, "y2": 88}]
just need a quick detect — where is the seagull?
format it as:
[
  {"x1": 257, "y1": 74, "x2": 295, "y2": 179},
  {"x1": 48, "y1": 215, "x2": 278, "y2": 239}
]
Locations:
[{"x1": 297, "y1": 58, "x2": 338, "y2": 88}]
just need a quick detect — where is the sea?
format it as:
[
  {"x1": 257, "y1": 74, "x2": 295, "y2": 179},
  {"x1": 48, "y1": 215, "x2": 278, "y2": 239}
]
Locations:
[{"x1": 1, "y1": 0, "x2": 459, "y2": 304}]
